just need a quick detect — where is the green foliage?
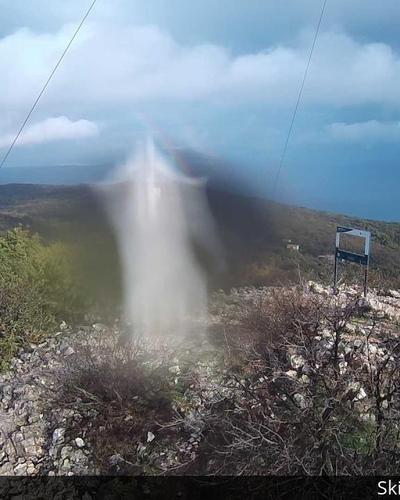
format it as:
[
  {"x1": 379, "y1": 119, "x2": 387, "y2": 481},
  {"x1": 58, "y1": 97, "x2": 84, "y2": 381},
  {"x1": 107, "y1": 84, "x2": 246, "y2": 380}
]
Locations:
[
  {"x1": 228, "y1": 201, "x2": 400, "y2": 290},
  {"x1": 2, "y1": 183, "x2": 400, "y2": 293},
  {"x1": 0, "y1": 227, "x2": 88, "y2": 369},
  {"x1": 270, "y1": 207, "x2": 400, "y2": 289},
  {"x1": 341, "y1": 423, "x2": 376, "y2": 455}
]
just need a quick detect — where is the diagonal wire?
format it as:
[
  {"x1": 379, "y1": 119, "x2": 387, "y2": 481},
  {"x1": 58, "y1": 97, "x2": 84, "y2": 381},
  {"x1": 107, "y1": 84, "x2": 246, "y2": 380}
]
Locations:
[
  {"x1": 0, "y1": 0, "x2": 98, "y2": 169},
  {"x1": 271, "y1": 0, "x2": 327, "y2": 196}
]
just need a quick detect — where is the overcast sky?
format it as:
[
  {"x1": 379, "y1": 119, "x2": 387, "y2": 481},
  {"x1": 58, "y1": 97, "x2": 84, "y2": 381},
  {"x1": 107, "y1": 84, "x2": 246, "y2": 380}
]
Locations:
[{"x1": 1, "y1": 0, "x2": 400, "y2": 219}]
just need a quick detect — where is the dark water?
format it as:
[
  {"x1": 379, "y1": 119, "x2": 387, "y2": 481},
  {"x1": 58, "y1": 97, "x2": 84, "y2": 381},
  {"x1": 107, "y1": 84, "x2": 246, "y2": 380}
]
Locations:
[{"x1": 0, "y1": 162, "x2": 398, "y2": 223}]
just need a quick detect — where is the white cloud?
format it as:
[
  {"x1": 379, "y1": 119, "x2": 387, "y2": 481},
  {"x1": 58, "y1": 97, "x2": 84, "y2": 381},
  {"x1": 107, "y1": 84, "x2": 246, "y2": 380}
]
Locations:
[
  {"x1": 0, "y1": 116, "x2": 99, "y2": 149},
  {"x1": 2, "y1": 20, "x2": 400, "y2": 160},
  {"x1": 327, "y1": 120, "x2": 400, "y2": 143},
  {"x1": 2, "y1": 23, "x2": 400, "y2": 118}
]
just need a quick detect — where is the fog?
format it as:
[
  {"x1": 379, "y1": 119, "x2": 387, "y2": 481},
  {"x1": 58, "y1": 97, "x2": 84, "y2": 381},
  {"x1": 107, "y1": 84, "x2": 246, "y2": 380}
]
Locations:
[{"x1": 102, "y1": 138, "x2": 219, "y2": 336}]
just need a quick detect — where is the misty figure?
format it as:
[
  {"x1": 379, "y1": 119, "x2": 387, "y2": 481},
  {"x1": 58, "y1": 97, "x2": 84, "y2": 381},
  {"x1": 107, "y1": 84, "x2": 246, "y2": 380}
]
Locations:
[{"x1": 100, "y1": 138, "x2": 222, "y2": 337}]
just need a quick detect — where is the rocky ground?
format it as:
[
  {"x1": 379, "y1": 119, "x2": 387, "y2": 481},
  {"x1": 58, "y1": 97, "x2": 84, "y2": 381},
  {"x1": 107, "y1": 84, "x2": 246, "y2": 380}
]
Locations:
[
  {"x1": 1, "y1": 282, "x2": 400, "y2": 476},
  {"x1": 0, "y1": 321, "x2": 224, "y2": 476},
  {"x1": 0, "y1": 324, "x2": 94, "y2": 476}
]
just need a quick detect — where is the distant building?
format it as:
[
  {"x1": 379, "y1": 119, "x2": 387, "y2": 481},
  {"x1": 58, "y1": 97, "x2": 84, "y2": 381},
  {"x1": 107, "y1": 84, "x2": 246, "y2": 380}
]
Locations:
[{"x1": 286, "y1": 243, "x2": 300, "y2": 251}]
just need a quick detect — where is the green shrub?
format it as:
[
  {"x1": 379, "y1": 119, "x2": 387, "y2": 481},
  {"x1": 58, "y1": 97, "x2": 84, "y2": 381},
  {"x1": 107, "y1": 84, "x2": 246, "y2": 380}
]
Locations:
[{"x1": 0, "y1": 227, "x2": 88, "y2": 369}]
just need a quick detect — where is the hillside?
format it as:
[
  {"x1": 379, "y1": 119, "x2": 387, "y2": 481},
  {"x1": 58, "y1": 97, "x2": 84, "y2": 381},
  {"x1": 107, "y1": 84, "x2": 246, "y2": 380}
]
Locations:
[
  {"x1": 0, "y1": 182, "x2": 398, "y2": 291},
  {"x1": 1, "y1": 184, "x2": 400, "y2": 482},
  {"x1": 2, "y1": 282, "x2": 400, "y2": 478}
]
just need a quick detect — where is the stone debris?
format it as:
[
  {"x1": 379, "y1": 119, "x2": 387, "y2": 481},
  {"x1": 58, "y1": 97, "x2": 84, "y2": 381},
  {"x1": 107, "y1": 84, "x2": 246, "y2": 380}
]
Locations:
[
  {"x1": 0, "y1": 327, "x2": 97, "y2": 476},
  {"x1": 147, "y1": 432, "x2": 155, "y2": 443},
  {"x1": 52, "y1": 428, "x2": 65, "y2": 445},
  {"x1": 290, "y1": 354, "x2": 305, "y2": 369},
  {"x1": 92, "y1": 323, "x2": 107, "y2": 332},
  {"x1": 0, "y1": 283, "x2": 400, "y2": 476},
  {"x1": 0, "y1": 322, "x2": 220, "y2": 476},
  {"x1": 75, "y1": 437, "x2": 85, "y2": 448}
]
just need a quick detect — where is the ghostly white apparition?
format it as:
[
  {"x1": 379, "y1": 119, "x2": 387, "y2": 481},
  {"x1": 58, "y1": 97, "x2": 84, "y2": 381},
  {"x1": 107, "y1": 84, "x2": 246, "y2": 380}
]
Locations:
[{"x1": 102, "y1": 138, "x2": 219, "y2": 336}]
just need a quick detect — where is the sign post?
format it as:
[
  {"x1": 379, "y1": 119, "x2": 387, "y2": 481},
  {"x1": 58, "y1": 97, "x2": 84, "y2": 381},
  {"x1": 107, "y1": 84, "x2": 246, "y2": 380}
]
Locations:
[{"x1": 333, "y1": 226, "x2": 371, "y2": 297}]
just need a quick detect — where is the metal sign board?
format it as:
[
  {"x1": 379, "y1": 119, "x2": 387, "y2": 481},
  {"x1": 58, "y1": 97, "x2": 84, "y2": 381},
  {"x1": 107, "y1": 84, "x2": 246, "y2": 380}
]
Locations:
[
  {"x1": 334, "y1": 226, "x2": 371, "y2": 296},
  {"x1": 335, "y1": 226, "x2": 371, "y2": 257},
  {"x1": 335, "y1": 249, "x2": 368, "y2": 266}
]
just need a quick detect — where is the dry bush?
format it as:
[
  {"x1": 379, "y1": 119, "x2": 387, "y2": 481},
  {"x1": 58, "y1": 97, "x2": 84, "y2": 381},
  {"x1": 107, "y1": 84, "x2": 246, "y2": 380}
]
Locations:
[
  {"x1": 46, "y1": 289, "x2": 400, "y2": 476},
  {"x1": 362, "y1": 328, "x2": 400, "y2": 472},
  {"x1": 198, "y1": 287, "x2": 400, "y2": 475},
  {"x1": 50, "y1": 333, "x2": 180, "y2": 474}
]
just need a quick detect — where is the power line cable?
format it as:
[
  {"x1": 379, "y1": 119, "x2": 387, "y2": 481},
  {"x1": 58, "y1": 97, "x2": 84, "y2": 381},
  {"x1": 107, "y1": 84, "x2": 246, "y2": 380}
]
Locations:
[
  {"x1": 0, "y1": 0, "x2": 98, "y2": 169},
  {"x1": 271, "y1": 0, "x2": 327, "y2": 196}
]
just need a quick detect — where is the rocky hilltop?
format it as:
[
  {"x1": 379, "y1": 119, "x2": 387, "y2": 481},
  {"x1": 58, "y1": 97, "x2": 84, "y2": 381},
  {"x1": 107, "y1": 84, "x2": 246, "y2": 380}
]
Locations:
[{"x1": 1, "y1": 282, "x2": 400, "y2": 477}]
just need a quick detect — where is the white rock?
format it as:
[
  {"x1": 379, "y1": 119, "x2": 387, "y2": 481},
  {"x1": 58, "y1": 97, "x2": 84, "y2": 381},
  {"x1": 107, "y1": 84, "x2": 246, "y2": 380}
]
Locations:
[
  {"x1": 354, "y1": 387, "x2": 367, "y2": 401},
  {"x1": 93, "y1": 323, "x2": 107, "y2": 332},
  {"x1": 147, "y1": 431, "x2": 155, "y2": 443},
  {"x1": 290, "y1": 354, "x2": 305, "y2": 369},
  {"x1": 75, "y1": 437, "x2": 85, "y2": 448},
  {"x1": 62, "y1": 458, "x2": 70, "y2": 469},
  {"x1": 377, "y1": 348, "x2": 386, "y2": 358},
  {"x1": 52, "y1": 428, "x2": 65, "y2": 445},
  {"x1": 388, "y1": 289, "x2": 400, "y2": 299},
  {"x1": 61, "y1": 445, "x2": 73, "y2": 459},
  {"x1": 26, "y1": 462, "x2": 36, "y2": 475},
  {"x1": 285, "y1": 370, "x2": 297, "y2": 379},
  {"x1": 347, "y1": 382, "x2": 362, "y2": 400},
  {"x1": 293, "y1": 393, "x2": 308, "y2": 409},
  {"x1": 14, "y1": 463, "x2": 28, "y2": 475},
  {"x1": 300, "y1": 374, "x2": 310, "y2": 385},
  {"x1": 346, "y1": 323, "x2": 357, "y2": 334},
  {"x1": 63, "y1": 346, "x2": 75, "y2": 357},
  {"x1": 324, "y1": 340, "x2": 334, "y2": 350},
  {"x1": 321, "y1": 328, "x2": 331, "y2": 338},
  {"x1": 309, "y1": 282, "x2": 327, "y2": 295}
]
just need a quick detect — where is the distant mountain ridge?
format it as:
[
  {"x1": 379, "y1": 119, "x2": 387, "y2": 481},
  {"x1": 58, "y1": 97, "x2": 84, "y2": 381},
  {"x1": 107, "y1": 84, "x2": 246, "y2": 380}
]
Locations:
[{"x1": 0, "y1": 165, "x2": 111, "y2": 185}]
